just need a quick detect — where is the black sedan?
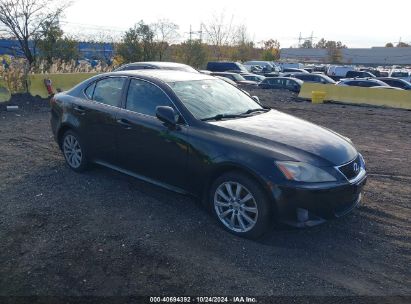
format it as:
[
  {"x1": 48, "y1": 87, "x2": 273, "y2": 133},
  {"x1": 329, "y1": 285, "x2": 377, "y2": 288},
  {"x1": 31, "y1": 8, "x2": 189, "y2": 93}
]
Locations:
[
  {"x1": 377, "y1": 77, "x2": 411, "y2": 90},
  {"x1": 258, "y1": 77, "x2": 303, "y2": 92},
  {"x1": 50, "y1": 70, "x2": 367, "y2": 239},
  {"x1": 284, "y1": 73, "x2": 336, "y2": 84}
]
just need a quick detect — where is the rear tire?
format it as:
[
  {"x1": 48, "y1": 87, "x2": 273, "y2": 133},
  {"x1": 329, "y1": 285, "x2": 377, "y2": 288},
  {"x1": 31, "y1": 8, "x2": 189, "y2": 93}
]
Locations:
[
  {"x1": 61, "y1": 130, "x2": 88, "y2": 172},
  {"x1": 209, "y1": 171, "x2": 272, "y2": 239}
]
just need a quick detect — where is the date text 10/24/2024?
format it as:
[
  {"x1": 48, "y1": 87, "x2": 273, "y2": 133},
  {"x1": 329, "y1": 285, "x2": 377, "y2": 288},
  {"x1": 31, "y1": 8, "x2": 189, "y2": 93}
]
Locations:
[{"x1": 150, "y1": 296, "x2": 258, "y2": 303}]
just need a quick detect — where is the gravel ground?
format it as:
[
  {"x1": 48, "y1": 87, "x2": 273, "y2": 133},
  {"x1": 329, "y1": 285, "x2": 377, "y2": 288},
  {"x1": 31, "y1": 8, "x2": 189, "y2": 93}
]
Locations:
[{"x1": 0, "y1": 91, "x2": 410, "y2": 301}]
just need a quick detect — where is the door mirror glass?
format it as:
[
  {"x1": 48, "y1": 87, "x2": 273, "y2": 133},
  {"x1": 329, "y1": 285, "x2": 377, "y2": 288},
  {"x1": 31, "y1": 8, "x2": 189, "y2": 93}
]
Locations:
[{"x1": 156, "y1": 106, "x2": 178, "y2": 127}]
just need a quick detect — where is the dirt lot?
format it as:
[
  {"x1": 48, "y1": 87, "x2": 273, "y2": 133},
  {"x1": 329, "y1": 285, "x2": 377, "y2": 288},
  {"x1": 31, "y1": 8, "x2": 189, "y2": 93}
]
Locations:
[{"x1": 0, "y1": 91, "x2": 410, "y2": 300}]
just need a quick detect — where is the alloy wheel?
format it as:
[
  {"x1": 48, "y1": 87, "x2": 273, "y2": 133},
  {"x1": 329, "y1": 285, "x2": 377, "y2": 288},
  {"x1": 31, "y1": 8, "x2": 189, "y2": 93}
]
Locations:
[
  {"x1": 214, "y1": 181, "x2": 258, "y2": 233},
  {"x1": 63, "y1": 134, "x2": 83, "y2": 169}
]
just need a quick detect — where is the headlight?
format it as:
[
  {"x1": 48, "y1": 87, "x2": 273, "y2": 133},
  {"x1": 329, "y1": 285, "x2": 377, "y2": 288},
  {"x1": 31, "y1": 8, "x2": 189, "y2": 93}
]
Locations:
[
  {"x1": 359, "y1": 153, "x2": 366, "y2": 170},
  {"x1": 276, "y1": 161, "x2": 337, "y2": 182}
]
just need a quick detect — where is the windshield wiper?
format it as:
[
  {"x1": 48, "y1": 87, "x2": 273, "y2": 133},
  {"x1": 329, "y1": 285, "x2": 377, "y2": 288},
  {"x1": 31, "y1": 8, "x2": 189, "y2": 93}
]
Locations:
[
  {"x1": 201, "y1": 108, "x2": 270, "y2": 121},
  {"x1": 242, "y1": 108, "x2": 270, "y2": 115},
  {"x1": 201, "y1": 113, "x2": 245, "y2": 121}
]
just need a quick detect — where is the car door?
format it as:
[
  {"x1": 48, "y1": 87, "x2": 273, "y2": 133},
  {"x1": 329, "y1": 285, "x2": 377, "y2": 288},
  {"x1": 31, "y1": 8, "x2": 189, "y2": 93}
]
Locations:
[
  {"x1": 270, "y1": 78, "x2": 283, "y2": 89},
  {"x1": 75, "y1": 77, "x2": 126, "y2": 164},
  {"x1": 116, "y1": 78, "x2": 190, "y2": 189},
  {"x1": 285, "y1": 79, "x2": 300, "y2": 92}
]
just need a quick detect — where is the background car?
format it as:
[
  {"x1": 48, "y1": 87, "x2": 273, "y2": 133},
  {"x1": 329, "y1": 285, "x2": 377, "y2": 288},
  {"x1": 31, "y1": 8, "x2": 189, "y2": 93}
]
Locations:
[
  {"x1": 115, "y1": 62, "x2": 198, "y2": 73},
  {"x1": 206, "y1": 61, "x2": 249, "y2": 73},
  {"x1": 210, "y1": 72, "x2": 258, "y2": 87},
  {"x1": 346, "y1": 71, "x2": 376, "y2": 78},
  {"x1": 281, "y1": 68, "x2": 309, "y2": 74},
  {"x1": 389, "y1": 70, "x2": 411, "y2": 82},
  {"x1": 326, "y1": 65, "x2": 355, "y2": 80},
  {"x1": 377, "y1": 77, "x2": 411, "y2": 90},
  {"x1": 336, "y1": 78, "x2": 390, "y2": 88},
  {"x1": 241, "y1": 73, "x2": 266, "y2": 83},
  {"x1": 214, "y1": 75, "x2": 238, "y2": 87},
  {"x1": 243, "y1": 61, "x2": 280, "y2": 73},
  {"x1": 258, "y1": 77, "x2": 303, "y2": 92},
  {"x1": 283, "y1": 73, "x2": 336, "y2": 84}
]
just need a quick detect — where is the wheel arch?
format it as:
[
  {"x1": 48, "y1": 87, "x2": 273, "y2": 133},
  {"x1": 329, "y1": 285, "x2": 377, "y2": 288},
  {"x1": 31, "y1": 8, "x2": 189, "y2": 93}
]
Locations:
[
  {"x1": 56, "y1": 123, "x2": 76, "y2": 149},
  {"x1": 202, "y1": 162, "x2": 276, "y2": 210}
]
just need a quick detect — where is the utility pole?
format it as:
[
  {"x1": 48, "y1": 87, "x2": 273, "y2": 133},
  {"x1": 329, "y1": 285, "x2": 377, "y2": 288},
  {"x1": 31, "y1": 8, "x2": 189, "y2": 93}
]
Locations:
[{"x1": 186, "y1": 24, "x2": 203, "y2": 42}]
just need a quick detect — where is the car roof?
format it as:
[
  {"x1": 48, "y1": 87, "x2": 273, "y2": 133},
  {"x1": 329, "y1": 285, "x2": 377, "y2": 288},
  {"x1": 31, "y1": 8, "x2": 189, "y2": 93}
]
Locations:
[
  {"x1": 109, "y1": 70, "x2": 214, "y2": 82},
  {"x1": 265, "y1": 77, "x2": 303, "y2": 84},
  {"x1": 121, "y1": 61, "x2": 192, "y2": 68}
]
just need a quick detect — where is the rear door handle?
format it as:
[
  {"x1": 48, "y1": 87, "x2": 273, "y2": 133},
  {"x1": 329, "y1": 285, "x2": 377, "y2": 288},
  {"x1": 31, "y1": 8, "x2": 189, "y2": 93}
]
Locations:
[{"x1": 116, "y1": 118, "x2": 132, "y2": 129}]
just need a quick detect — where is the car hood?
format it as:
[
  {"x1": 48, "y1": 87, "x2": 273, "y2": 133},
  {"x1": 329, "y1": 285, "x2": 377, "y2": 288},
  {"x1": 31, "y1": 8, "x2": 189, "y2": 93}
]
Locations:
[{"x1": 209, "y1": 110, "x2": 357, "y2": 166}]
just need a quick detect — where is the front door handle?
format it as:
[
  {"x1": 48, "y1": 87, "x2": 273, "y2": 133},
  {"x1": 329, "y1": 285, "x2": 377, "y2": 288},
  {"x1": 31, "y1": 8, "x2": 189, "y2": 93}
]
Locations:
[
  {"x1": 116, "y1": 118, "x2": 132, "y2": 129},
  {"x1": 73, "y1": 106, "x2": 86, "y2": 115}
]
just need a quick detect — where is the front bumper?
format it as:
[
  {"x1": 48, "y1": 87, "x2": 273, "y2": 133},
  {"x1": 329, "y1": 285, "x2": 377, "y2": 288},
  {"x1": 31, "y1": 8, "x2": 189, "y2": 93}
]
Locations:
[{"x1": 273, "y1": 174, "x2": 367, "y2": 227}]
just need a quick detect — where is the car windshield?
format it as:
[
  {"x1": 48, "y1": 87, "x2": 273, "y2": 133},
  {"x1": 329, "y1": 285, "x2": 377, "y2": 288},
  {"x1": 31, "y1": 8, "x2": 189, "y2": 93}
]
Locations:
[
  {"x1": 168, "y1": 79, "x2": 263, "y2": 120},
  {"x1": 232, "y1": 74, "x2": 246, "y2": 81}
]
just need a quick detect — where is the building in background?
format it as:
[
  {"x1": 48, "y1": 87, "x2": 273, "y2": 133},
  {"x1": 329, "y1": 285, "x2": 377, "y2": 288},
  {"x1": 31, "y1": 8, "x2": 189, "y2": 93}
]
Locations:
[{"x1": 280, "y1": 47, "x2": 411, "y2": 66}]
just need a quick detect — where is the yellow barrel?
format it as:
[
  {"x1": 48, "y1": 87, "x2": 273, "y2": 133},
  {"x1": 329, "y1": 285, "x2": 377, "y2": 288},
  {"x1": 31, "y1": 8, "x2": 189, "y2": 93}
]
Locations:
[{"x1": 311, "y1": 91, "x2": 326, "y2": 104}]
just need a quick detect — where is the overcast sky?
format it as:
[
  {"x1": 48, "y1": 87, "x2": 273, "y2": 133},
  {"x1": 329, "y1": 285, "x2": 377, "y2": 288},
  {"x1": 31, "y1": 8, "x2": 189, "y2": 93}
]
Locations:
[{"x1": 62, "y1": 0, "x2": 411, "y2": 48}]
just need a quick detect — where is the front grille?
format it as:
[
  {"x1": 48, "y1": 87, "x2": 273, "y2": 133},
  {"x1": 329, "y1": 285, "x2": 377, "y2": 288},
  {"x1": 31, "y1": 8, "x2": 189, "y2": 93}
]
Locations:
[{"x1": 338, "y1": 155, "x2": 361, "y2": 180}]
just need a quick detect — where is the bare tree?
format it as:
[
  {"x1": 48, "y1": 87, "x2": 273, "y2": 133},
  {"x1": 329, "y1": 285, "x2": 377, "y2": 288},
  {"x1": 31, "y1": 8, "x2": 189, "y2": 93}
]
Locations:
[
  {"x1": 231, "y1": 24, "x2": 255, "y2": 61},
  {"x1": 153, "y1": 19, "x2": 179, "y2": 61},
  {"x1": 203, "y1": 12, "x2": 236, "y2": 60},
  {"x1": 0, "y1": 0, "x2": 70, "y2": 65}
]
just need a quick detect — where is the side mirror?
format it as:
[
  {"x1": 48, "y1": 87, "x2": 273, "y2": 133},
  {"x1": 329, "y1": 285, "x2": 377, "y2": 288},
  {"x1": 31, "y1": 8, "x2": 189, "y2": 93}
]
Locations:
[{"x1": 156, "y1": 106, "x2": 178, "y2": 127}]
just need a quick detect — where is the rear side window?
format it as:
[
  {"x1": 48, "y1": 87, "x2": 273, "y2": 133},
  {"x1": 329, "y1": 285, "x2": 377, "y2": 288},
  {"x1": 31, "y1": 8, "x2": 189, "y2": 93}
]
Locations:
[
  {"x1": 298, "y1": 75, "x2": 310, "y2": 81},
  {"x1": 285, "y1": 79, "x2": 297, "y2": 88},
  {"x1": 126, "y1": 79, "x2": 173, "y2": 116},
  {"x1": 268, "y1": 78, "x2": 280, "y2": 85},
  {"x1": 93, "y1": 77, "x2": 126, "y2": 107}
]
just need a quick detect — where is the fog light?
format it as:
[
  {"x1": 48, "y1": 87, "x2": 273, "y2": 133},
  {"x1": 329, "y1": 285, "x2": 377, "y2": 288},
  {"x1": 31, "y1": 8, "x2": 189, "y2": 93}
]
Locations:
[{"x1": 297, "y1": 208, "x2": 309, "y2": 222}]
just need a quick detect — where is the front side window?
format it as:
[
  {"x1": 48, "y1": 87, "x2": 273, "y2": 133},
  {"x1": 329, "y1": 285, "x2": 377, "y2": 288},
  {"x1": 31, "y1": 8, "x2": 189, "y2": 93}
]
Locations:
[
  {"x1": 126, "y1": 79, "x2": 173, "y2": 116},
  {"x1": 168, "y1": 79, "x2": 262, "y2": 120},
  {"x1": 93, "y1": 77, "x2": 126, "y2": 107}
]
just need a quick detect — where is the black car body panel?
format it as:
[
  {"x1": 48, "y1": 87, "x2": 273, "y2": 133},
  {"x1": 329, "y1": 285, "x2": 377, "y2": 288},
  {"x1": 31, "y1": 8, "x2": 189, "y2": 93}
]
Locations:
[{"x1": 51, "y1": 70, "x2": 367, "y2": 227}]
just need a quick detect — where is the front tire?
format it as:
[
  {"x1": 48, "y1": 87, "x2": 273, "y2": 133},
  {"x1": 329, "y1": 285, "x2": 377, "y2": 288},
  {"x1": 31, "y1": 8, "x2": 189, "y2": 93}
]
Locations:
[
  {"x1": 210, "y1": 171, "x2": 272, "y2": 239},
  {"x1": 61, "y1": 130, "x2": 88, "y2": 172}
]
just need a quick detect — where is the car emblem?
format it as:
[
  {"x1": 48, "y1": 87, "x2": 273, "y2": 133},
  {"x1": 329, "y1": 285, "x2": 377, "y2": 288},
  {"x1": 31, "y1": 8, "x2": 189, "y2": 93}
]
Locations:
[{"x1": 353, "y1": 162, "x2": 359, "y2": 173}]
